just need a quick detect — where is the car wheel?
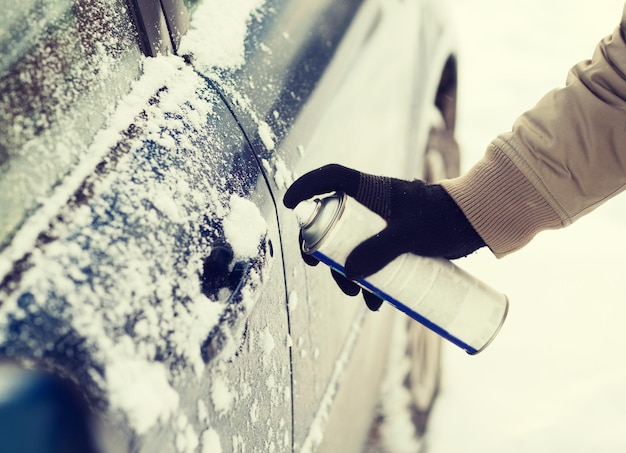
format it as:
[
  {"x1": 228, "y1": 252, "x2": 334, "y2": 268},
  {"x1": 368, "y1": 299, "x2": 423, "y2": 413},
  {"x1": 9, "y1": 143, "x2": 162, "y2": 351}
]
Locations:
[
  {"x1": 365, "y1": 65, "x2": 460, "y2": 452},
  {"x1": 406, "y1": 73, "x2": 460, "y2": 431},
  {"x1": 405, "y1": 319, "x2": 442, "y2": 436},
  {"x1": 363, "y1": 315, "x2": 438, "y2": 453},
  {"x1": 405, "y1": 60, "x2": 460, "y2": 435}
]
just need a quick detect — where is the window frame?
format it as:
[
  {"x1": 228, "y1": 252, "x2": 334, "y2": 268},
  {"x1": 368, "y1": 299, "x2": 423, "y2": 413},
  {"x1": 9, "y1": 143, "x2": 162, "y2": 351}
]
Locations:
[{"x1": 127, "y1": 0, "x2": 189, "y2": 56}]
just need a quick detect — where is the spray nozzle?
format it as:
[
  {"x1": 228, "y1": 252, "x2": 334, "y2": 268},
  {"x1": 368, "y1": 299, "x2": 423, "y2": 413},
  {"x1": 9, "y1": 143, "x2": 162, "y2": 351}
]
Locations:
[{"x1": 293, "y1": 199, "x2": 320, "y2": 227}]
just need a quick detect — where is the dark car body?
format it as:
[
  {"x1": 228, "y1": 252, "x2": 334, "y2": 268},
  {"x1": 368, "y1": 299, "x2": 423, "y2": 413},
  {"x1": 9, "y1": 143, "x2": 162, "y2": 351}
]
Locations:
[{"x1": 0, "y1": 0, "x2": 459, "y2": 451}]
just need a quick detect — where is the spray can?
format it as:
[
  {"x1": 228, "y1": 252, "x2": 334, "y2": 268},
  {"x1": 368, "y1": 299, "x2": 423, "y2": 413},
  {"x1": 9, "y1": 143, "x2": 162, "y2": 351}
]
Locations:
[{"x1": 294, "y1": 192, "x2": 509, "y2": 354}]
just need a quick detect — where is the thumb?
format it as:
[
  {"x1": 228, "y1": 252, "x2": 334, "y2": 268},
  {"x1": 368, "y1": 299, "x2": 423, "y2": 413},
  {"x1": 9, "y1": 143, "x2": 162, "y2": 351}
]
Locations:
[
  {"x1": 344, "y1": 229, "x2": 402, "y2": 281},
  {"x1": 283, "y1": 164, "x2": 360, "y2": 208}
]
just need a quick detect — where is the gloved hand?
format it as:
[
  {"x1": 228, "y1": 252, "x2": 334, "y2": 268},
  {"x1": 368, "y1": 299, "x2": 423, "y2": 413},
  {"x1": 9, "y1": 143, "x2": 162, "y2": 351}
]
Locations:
[{"x1": 283, "y1": 164, "x2": 486, "y2": 310}]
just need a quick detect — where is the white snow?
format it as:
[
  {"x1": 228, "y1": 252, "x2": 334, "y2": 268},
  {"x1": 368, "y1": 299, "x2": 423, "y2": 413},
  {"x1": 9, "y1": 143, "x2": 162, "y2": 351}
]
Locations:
[
  {"x1": 107, "y1": 355, "x2": 180, "y2": 436},
  {"x1": 376, "y1": 316, "x2": 424, "y2": 453},
  {"x1": 250, "y1": 398, "x2": 260, "y2": 424},
  {"x1": 201, "y1": 428, "x2": 223, "y2": 453},
  {"x1": 288, "y1": 290, "x2": 299, "y2": 312},
  {"x1": 178, "y1": 0, "x2": 266, "y2": 71},
  {"x1": 299, "y1": 309, "x2": 367, "y2": 453},
  {"x1": 175, "y1": 414, "x2": 199, "y2": 453},
  {"x1": 223, "y1": 194, "x2": 268, "y2": 259},
  {"x1": 426, "y1": 1, "x2": 626, "y2": 452},
  {"x1": 258, "y1": 121, "x2": 276, "y2": 151},
  {"x1": 197, "y1": 399, "x2": 209, "y2": 424},
  {"x1": 211, "y1": 376, "x2": 235, "y2": 416},
  {"x1": 260, "y1": 327, "x2": 276, "y2": 360},
  {"x1": 262, "y1": 155, "x2": 295, "y2": 190},
  {"x1": 273, "y1": 157, "x2": 294, "y2": 189}
]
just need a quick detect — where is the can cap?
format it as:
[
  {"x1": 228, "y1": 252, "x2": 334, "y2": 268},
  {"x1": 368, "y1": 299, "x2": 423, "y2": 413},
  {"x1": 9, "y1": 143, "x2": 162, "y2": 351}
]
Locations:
[
  {"x1": 294, "y1": 199, "x2": 319, "y2": 227},
  {"x1": 296, "y1": 193, "x2": 345, "y2": 253}
]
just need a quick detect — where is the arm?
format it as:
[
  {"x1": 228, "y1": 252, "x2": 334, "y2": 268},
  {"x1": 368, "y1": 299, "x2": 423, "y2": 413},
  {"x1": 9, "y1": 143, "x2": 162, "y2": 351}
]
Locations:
[{"x1": 442, "y1": 5, "x2": 626, "y2": 257}]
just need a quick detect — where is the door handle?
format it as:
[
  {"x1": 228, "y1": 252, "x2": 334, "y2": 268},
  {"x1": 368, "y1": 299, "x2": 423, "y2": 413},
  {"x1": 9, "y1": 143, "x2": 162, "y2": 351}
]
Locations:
[{"x1": 201, "y1": 243, "x2": 247, "y2": 300}]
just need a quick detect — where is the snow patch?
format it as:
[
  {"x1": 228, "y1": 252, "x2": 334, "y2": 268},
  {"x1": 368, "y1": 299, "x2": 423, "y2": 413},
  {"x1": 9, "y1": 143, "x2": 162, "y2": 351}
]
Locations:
[
  {"x1": 260, "y1": 327, "x2": 276, "y2": 359},
  {"x1": 175, "y1": 414, "x2": 199, "y2": 453},
  {"x1": 299, "y1": 310, "x2": 367, "y2": 453},
  {"x1": 197, "y1": 399, "x2": 209, "y2": 424},
  {"x1": 107, "y1": 356, "x2": 179, "y2": 436},
  {"x1": 211, "y1": 376, "x2": 234, "y2": 416},
  {"x1": 288, "y1": 290, "x2": 298, "y2": 312},
  {"x1": 262, "y1": 156, "x2": 293, "y2": 189},
  {"x1": 223, "y1": 194, "x2": 267, "y2": 259},
  {"x1": 201, "y1": 428, "x2": 223, "y2": 453},
  {"x1": 250, "y1": 398, "x2": 260, "y2": 424},
  {"x1": 273, "y1": 157, "x2": 293, "y2": 189},
  {"x1": 179, "y1": 0, "x2": 266, "y2": 71},
  {"x1": 258, "y1": 121, "x2": 276, "y2": 150},
  {"x1": 375, "y1": 316, "x2": 423, "y2": 452}
]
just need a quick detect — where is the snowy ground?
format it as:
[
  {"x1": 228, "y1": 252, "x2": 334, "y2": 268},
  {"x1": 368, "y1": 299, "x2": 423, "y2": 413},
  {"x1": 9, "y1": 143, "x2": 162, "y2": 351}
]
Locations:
[{"x1": 427, "y1": 1, "x2": 626, "y2": 452}]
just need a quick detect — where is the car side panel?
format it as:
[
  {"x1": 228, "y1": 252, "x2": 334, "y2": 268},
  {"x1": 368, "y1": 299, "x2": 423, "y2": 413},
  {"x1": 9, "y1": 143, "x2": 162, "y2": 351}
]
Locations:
[
  {"x1": 189, "y1": 0, "x2": 430, "y2": 450},
  {"x1": 184, "y1": 0, "x2": 375, "y2": 449},
  {"x1": 0, "y1": 63, "x2": 291, "y2": 452},
  {"x1": 282, "y1": 1, "x2": 428, "y2": 449}
]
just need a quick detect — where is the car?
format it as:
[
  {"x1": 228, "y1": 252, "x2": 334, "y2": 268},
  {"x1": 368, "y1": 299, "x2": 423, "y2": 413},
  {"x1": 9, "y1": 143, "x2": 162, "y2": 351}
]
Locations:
[{"x1": 0, "y1": 0, "x2": 460, "y2": 451}]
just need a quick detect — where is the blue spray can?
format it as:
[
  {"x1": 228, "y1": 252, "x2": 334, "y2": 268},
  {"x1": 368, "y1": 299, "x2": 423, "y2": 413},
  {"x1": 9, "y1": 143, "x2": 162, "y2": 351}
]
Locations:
[{"x1": 294, "y1": 192, "x2": 508, "y2": 354}]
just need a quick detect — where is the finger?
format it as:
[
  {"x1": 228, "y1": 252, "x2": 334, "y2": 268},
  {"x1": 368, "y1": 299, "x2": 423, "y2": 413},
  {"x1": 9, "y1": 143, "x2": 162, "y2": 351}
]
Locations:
[
  {"x1": 331, "y1": 269, "x2": 361, "y2": 296},
  {"x1": 298, "y1": 231, "x2": 320, "y2": 266},
  {"x1": 363, "y1": 290, "x2": 384, "y2": 311},
  {"x1": 283, "y1": 164, "x2": 361, "y2": 208},
  {"x1": 344, "y1": 229, "x2": 403, "y2": 280},
  {"x1": 301, "y1": 252, "x2": 319, "y2": 267}
]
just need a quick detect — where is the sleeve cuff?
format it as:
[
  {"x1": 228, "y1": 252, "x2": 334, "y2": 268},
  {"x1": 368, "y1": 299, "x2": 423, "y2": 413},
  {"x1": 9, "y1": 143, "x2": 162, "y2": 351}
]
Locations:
[{"x1": 440, "y1": 138, "x2": 565, "y2": 257}]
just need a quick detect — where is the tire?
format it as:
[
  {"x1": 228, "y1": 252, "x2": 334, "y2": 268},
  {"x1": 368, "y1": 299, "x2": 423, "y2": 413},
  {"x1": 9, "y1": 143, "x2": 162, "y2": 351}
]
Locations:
[
  {"x1": 363, "y1": 316, "x2": 442, "y2": 453},
  {"x1": 364, "y1": 62, "x2": 460, "y2": 453},
  {"x1": 405, "y1": 320, "x2": 442, "y2": 436},
  {"x1": 404, "y1": 58, "x2": 460, "y2": 437}
]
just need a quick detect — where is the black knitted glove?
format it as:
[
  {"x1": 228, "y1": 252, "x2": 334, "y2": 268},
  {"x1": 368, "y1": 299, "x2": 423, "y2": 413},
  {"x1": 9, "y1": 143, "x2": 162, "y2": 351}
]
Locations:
[{"x1": 283, "y1": 164, "x2": 486, "y2": 310}]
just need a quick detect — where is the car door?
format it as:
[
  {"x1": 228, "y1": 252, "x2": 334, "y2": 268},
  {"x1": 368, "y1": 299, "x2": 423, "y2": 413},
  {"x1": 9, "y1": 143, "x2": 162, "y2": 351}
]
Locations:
[
  {"x1": 279, "y1": 2, "x2": 430, "y2": 450},
  {"x1": 0, "y1": 1, "x2": 292, "y2": 452},
  {"x1": 186, "y1": 1, "x2": 383, "y2": 450},
  {"x1": 185, "y1": 0, "x2": 430, "y2": 450}
]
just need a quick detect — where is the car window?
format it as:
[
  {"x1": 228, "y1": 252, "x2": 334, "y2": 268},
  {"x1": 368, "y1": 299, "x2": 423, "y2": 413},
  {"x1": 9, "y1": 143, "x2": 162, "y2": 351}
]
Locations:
[
  {"x1": 0, "y1": 0, "x2": 142, "y2": 251},
  {"x1": 183, "y1": 0, "x2": 363, "y2": 157}
]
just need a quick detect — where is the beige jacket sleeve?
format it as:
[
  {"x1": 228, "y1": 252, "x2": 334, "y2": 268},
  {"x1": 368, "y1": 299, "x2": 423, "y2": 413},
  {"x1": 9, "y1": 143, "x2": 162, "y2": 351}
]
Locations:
[{"x1": 441, "y1": 4, "x2": 626, "y2": 258}]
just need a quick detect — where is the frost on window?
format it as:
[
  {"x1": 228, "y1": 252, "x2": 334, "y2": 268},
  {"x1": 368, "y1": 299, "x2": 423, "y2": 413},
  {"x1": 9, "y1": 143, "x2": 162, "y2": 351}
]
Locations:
[{"x1": 0, "y1": 0, "x2": 142, "y2": 250}]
